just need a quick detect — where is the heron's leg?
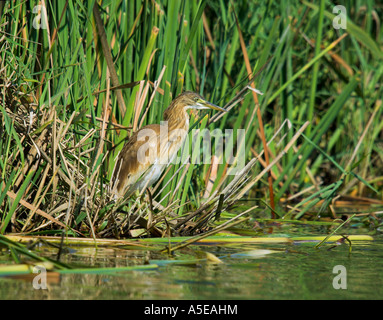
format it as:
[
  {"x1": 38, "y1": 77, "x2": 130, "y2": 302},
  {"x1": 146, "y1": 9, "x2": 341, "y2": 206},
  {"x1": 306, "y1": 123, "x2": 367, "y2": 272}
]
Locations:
[
  {"x1": 144, "y1": 188, "x2": 163, "y2": 237},
  {"x1": 146, "y1": 188, "x2": 156, "y2": 230},
  {"x1": 146, "y1": 188, "x2": 154, "y2": 213}
]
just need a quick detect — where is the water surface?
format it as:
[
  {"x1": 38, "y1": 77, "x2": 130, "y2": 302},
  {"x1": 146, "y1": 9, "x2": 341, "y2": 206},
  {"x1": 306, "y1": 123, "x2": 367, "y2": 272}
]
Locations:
[{"x1": 0, "y1": 229, "x2": 382, "y2": 300}]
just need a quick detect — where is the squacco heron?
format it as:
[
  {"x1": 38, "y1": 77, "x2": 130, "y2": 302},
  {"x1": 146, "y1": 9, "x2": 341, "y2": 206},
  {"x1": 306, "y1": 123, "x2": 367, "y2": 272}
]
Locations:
[{"x1": 111, "y1": 91, "x2": 227, "y2": 198}]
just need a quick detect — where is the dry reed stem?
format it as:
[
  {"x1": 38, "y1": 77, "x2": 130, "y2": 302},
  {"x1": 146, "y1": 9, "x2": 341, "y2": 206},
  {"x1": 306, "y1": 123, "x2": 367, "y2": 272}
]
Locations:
[
  {"x1": 139, "y1": 66, "x2": 167, "y2": 129},
  {"x1": 6, "y1": 190, "x2": 66, "y2": 229},
  {"x1": 236, "y1": 121, "x2": 310, "y2": 199}
]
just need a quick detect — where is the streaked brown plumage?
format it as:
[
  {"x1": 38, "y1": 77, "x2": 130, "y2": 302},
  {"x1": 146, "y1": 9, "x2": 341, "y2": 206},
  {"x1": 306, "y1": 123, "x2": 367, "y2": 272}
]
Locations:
[{"x1": 110, "y1": 91, "x2": 226, "y2": 198}]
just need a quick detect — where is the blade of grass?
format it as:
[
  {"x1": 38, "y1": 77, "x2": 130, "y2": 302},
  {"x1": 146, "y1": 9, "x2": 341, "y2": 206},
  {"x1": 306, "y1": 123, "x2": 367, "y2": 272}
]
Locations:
[
  {"x1": 232, "y1": 2, "x2": 275, "y2": 215},
  {"x1": 1, "y1": 170, "x2": 35, "y2": 234}
]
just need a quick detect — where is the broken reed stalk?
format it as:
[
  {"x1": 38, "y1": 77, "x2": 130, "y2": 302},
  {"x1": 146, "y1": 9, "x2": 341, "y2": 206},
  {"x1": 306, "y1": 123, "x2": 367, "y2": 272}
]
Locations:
[
  {"x1": 314, "y1": 214, "x2": 356, "y2": 249},
  {"x1": 161, "y1": 207, "x2": 255, "y2": 254},
  {"x1": 235, "y1": 121, "x2": 310, "y2": 201}
]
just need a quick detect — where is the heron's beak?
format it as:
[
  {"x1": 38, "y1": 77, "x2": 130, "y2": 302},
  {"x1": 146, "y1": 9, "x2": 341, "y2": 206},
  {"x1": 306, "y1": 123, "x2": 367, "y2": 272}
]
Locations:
[{"x1": 197, "y1": 99, "x2": 227, "y2": 112}]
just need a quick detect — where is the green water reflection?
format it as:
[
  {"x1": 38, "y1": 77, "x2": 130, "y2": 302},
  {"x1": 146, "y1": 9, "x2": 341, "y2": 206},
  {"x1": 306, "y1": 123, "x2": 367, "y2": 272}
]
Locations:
[{"x1": 1, "y1": 235, "x2": 382, "y2": 299}]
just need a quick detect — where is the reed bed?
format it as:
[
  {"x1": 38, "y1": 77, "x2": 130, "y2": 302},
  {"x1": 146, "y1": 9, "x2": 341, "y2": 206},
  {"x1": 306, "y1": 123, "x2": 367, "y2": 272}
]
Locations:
[{"x1": 0, "y1": 0, "x2": 382, "y2": 245}]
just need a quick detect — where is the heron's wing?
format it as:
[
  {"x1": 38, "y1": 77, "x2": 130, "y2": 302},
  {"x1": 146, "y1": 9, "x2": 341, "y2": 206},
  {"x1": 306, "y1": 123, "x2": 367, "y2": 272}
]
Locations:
[{"x1": 111, "y1": 124, "x2": 160, "y2": 196}]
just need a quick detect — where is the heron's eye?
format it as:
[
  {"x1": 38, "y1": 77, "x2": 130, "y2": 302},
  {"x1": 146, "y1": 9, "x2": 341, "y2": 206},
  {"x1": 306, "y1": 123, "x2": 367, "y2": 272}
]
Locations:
[{"x1": 194, "y1": 97, "x2": 199, "y2": 102}]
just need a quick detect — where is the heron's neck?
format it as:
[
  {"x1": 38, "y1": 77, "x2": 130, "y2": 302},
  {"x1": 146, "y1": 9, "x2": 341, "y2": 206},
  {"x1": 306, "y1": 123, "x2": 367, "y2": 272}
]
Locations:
[
  {"x1": 161, "y1": 107, "x2": 190, "y2": 163},
  {"x1": 165, "y1": 107, "x2": 190, "y2": 133}
]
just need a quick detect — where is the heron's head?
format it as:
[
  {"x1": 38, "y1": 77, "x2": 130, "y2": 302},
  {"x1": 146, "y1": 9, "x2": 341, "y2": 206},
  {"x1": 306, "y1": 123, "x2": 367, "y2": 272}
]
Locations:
[
  {"x1": 164, "y1": 91, "x2": 226, "y2": 121},
  {"x1": 178, "y1": 91, "x2": 226, "y2": 112}
]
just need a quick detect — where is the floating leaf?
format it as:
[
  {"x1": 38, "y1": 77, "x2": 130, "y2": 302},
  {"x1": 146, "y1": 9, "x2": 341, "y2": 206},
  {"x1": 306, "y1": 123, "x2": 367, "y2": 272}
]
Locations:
[{"x1": 229, "y1": 249, "x2": 279, "y2": 259}]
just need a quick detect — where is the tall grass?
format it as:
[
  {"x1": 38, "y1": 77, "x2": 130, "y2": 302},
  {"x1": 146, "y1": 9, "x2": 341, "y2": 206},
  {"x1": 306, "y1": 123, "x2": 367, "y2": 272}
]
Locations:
[{"x1": 0, "y1": 0, "x2": 382, "y2": 238}]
